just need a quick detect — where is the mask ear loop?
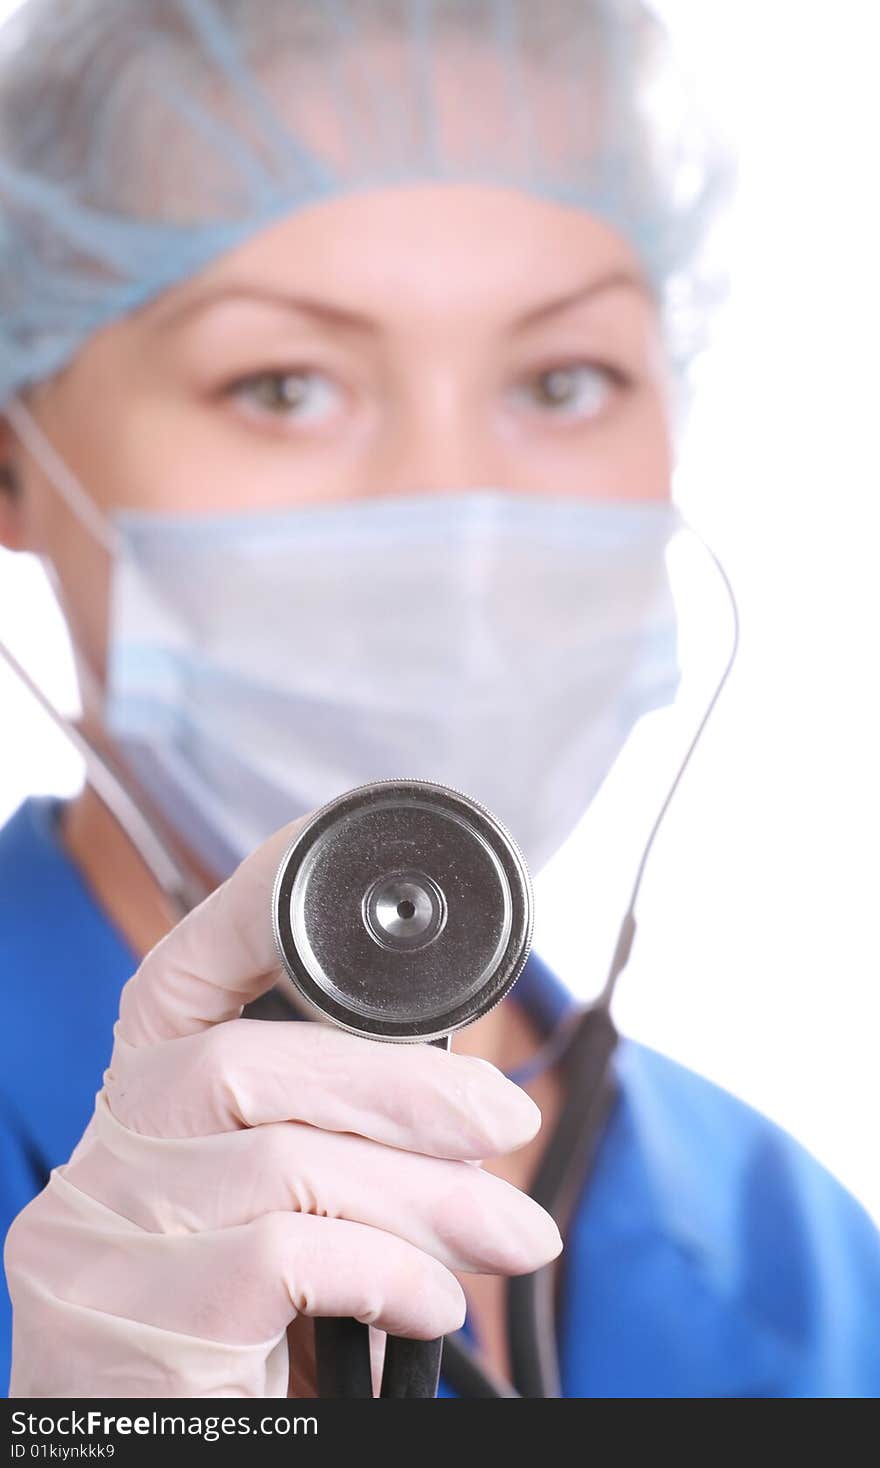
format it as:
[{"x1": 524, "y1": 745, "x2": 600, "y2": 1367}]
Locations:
[
  {"x1": 0, "y1": 637, "x2": 208, "y2": 918},
  {"x1": 596, "y1": 525, "x2": 742, "y2": 1006},
  {"x1": 1, "y1": 399, "x2": 206, "y2": 915},
  {"x1": 4, "y1": 398, "x2": 122, "y2": 557},
  {"x1": 505, "y1": 523, "x2": 742, "y2": 1087}
]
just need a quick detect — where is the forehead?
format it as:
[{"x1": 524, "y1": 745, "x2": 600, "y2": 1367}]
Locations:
[{"x1": 144, "y1": 183, "x2": 648, "y2": 328}]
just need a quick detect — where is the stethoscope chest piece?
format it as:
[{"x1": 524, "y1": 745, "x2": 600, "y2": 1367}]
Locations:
[{"x1": 272, "y1": 777, "x2": 534, "y2": 1042}]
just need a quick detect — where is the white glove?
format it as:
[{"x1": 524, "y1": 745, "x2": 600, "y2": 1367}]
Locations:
[{"x1": 4, "y1": 814, "x2": 562, "y2": 1398}]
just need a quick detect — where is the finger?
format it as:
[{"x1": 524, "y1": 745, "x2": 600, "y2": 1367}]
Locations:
[
  {"x1": 11, "y1": 1175, "x2": 468, "y2": 1343},
  {"x1": 104, "y1": 1018, "x2": 542, "y2": 1158},
  {"x1": 117, "y1": 813, "x2": 312, "y2": 1046},
  {"x1": 67, "y1": 1093, "x2": 563, "y2": 1275}
]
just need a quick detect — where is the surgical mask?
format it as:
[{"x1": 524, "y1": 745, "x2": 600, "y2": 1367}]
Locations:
[{"x1": 6, "y1": 399, "x2": 682, "y2": 878}]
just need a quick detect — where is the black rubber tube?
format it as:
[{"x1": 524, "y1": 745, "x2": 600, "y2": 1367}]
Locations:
[
  {"x1": 314, "y1": 1317, "x2": 374, "y2": 1398},
  {"x1": 379, "y1": 1335, "x2": 444, "y2": 1398},
  {"x1": 507, "y1": 1004, "x2": 619, "y2": 1398}
]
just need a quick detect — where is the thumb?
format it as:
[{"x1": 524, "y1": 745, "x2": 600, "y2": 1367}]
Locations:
[{"x1": 118, "y1": 812, "x2": 311, "y2": 1046}]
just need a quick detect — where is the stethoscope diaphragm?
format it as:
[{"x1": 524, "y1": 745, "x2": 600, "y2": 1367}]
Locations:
[{"x1": 272, "y1": 777, "x2": 534, "y2": 1042}]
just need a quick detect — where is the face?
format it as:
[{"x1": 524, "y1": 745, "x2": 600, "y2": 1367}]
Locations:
[{"x1": 0, "y1": 184, "x2": 673, "y2": 697}]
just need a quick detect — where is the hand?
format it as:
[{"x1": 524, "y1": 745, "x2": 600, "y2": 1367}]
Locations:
[{"x1": 4, "y1": 815, "x2": 562, "y2": 1398}]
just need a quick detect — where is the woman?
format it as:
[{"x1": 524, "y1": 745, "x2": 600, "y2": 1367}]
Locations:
[{"x1": 1, "y1": 0, "x2": 879, "y2": 1399}]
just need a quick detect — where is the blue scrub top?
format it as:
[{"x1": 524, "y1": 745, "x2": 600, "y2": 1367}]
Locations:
[{"x1": 1, "y1": 796, "x2": 879, "y2": 1399}]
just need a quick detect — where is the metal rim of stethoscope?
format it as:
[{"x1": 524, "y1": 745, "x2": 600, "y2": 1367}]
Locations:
[{"x1": 0, "y1": 522, "x2": 741, "y2": 1398}]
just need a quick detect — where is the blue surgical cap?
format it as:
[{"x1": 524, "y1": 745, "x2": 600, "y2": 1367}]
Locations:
[{"x1": 0, "y1": 0, "x2": 734, "y2": 410}]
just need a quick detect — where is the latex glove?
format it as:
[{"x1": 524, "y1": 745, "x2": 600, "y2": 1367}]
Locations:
[{"x1": 4, "y1": 814, "x2": 562, "y2": 1398}]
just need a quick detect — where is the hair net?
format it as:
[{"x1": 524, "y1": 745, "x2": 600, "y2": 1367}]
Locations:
[{"x1": 0, "y1": 0, "x2": 734, "y2": 410}]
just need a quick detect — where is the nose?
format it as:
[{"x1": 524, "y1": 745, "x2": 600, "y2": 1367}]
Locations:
[{"x1": 358, "y1": 379, "x2": 518, "y2": 499}]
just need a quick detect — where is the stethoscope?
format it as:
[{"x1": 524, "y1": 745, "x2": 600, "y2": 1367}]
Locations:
[{"x1": 0, "y1": 529, "x2": 739, "y2": 1400}]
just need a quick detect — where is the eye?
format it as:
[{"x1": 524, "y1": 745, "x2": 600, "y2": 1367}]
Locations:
[
  {"x1": 513, "y1": 362, "x2": 622, "y2": 421},
  {"x1": 225, "y1": 369, "x2": 343, "y2": 424}
]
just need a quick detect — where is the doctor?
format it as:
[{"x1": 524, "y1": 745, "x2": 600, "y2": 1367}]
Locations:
[{"x1": 1, "y1": 0, "x2": 879, "y2": 1399}]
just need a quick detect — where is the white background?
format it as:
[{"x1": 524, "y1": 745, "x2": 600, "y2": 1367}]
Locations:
[{"x1": 1, "y1": 0, "x2": 878, "y2": 1220}]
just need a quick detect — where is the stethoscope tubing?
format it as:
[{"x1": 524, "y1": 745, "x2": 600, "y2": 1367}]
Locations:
[{"x1": 438, "y1": 1001, "x2": 619, "y2": 1399}]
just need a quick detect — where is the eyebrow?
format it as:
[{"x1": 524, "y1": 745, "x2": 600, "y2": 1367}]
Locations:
[
  {"x1": 150, "y1": 268, "x2": 648, "y2": 335},
  {"x1": 516, "y1": 270, "x2": 649, "y2": 326}
]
